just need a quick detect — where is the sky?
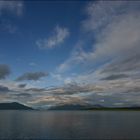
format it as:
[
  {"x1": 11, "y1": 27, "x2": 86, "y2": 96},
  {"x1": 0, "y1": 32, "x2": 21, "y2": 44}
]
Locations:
[{"x1": 0, "y1": 0, "x2": 140, "y2": 109}]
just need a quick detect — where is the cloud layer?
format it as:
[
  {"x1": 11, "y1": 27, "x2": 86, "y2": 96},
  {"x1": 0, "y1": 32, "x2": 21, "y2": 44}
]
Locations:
[
  {"x1": 0, "y1": 85, "x2": 9, "y2": 93},
  {"x1": 16, "y1": 72, "x2": 48, "y2": 81},
  {"x1": 0, "y1": 1, "x2": 140, "y2": 108},
  {"x1": 53, "y1": 1, "x2": 140, "y2": 107},
  {"x1": 58, "y1": 1, "x2": 140, "y2": 73}
]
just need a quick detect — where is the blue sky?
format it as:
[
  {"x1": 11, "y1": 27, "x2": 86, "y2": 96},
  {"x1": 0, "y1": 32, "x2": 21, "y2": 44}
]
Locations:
[
  {"x1": 0, "y1": 1, "x2": 85, "y2": 78},
  {"x1": 0, "y1": 1, "x2": 140, "y2": 108}
]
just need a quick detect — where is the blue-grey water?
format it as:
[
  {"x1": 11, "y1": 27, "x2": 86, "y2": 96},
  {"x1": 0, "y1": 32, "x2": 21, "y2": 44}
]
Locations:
[{"x1": 0, "y1": 111, "x2": 140, "y2": 139}]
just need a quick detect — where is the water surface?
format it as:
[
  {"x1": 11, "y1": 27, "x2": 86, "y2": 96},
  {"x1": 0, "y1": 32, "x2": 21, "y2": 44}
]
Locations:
[{"x1": 0, "y1": 110, "x2": 140, "y2": 139}]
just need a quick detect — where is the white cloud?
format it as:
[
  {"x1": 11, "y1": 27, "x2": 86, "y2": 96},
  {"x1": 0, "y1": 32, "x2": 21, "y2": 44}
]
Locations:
[
  {"x1": 58, "y1": 1, "x2": 140, "y2": 73},
  {"x1": 91, "y1": 13, "x2": 140, "y2": 59},
  {"x1": 1, "y1": 1, "x2": 140, "y2": 108},
  {"x1": 83, "y1": 1, "x2": 140, "y2": 32},
  {"x1": 52, "y1": 1, "x2": 140, "y2": 107},
  {"x1": 58, "y1": 41, "x2": 86, "y2": 72},
  {"x1": 36, "y1": 25, "x2": 70, "y2": 49},
  {"x1": 0, "y1": 0, "x2": 24, "y2": 16}
]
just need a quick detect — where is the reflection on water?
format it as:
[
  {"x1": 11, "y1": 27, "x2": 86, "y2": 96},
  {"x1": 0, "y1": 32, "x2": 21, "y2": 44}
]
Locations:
[{"x1": 0, "y1": 111, "x2": 140, "y2": 139}]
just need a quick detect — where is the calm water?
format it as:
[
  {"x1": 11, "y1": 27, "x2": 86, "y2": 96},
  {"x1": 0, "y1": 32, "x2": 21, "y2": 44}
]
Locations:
[{"x1": 0, "y1": 111, "x2": 140, "y2": 139}]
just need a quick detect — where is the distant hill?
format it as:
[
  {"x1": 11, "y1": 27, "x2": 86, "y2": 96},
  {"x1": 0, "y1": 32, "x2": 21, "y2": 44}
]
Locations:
[
  {"x1": 0, "y1": 102, "x2": 33, "y2": 110},
  {"x1": 48, "y1": 104, "x2": 104, "y2": 110},
  {"x1": 48, "y1": 104, "x2": 140, "y2": 110}
]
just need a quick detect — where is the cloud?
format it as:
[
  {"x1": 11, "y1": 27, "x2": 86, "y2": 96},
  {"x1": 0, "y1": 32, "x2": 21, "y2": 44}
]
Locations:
[
  {"x1": 0, "y1": 80, "x2": 27, "y2": 91},
  {"x1": 58, "y1": 1, "x2": 140, "y2": 75},
  {"x1": 1, "y1": 78, "x2": 140, "y2": 108},
  {"x1": 18, "y1": 84, "x2": 26, "y2": 88},
  {"x1": 0, "y1": 1, "x2": 24, "y2": 34},
  {"x1": 50, "y1": 1, "x2": 140, "y2": 107},
  {"x1": 59, "y1": 14, "x2": 140, "y2": 73},
  {"x1": 0, "y1": 64, "x2": 10, "y2": 79},
  {"x1": 0, "y1": 0, "x2": 24, "y2": 16},
  {"x1": 81, "y1": 1, "x2": 140, "y2": 65},
  {"x1": 24, "y1": 79, "x2": 140, "y2": 108},
  {"x1": 1, "y1": 1, "x2": 140, "y2": 108},
  {"x1": 28, "y1": 94, "x2": 87, "y2": 109},
  {"x1": 37, "y1": 83, "x2": 104, "y2": 96},
  {"x1": 89, "y1": 13, "x2": 140, "y2": 62},
  {"x1": 83, "y1": 1, "x2": 140, "y2": 32},
  {"x1": 36, "y1": 25, "x2": 69, "y2": 49},
  {"x1": 58, "y1": 41, "x2": 86, "y2": 72},
  {"x1": 0, "y1": 85, "x2": 9, "y2": 92},
  {"x1": 100, "y1": 53, "x2": 140, "y2": 74},
  {"x1": 13, "y1": 93, "x2": 32, "y2": 98},
  {"x1": 25, "y1": 87, "x2": 46, "y2": 92},
  {"x1": 51, "y1": 73, "x2": 63, "y2": 81},
  {"x1": 101, "y1": 74, "x2": 128, "y2": 81},
  {"x1": 16, "y1": 72, "x2": 48, "y2": 81},
  {"x1": 26, "y1": 1, "x2": 140, "y2": 108}
]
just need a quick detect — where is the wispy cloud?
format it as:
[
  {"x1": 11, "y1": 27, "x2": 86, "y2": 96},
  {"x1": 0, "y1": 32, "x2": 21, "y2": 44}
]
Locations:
[
  {"x1": 36, "y1": 25, "x2": 70, "y2": 49},
  {"x1": 83, "y1": 1, "x2": 140, "y2": 32},
  {"x1": 58, "y1": 41, "x2": 86, "y2": 72},
  {"x1": 49, "y1": 1, "x2": 140, "y2": 107},
  {"x1": 58, "y1": 1, "x2": 140, "y2": 74},
  {"x1": 0, "y1": 1, "x2": 140, "y2": 108},
  {"x1": 0, "y1": 0, "x2": 24, "y2": 16}
]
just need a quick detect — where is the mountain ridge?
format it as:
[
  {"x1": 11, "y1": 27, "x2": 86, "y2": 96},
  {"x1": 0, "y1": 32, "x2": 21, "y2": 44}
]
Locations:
[
  {"x1": 48, "y1": 104, "x2": 140, "y2": 110},
  {"x1": 0, "y1": 102, "x2": 33, "y2": 110},
  {"x1": 48, "y1": 104, "x2": 104, "y2": 110}
]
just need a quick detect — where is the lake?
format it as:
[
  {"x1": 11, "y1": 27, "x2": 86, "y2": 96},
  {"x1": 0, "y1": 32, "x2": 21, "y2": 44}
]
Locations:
[{"x1": 0, "y1": 111, "x2": 140, "y2": 139}]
